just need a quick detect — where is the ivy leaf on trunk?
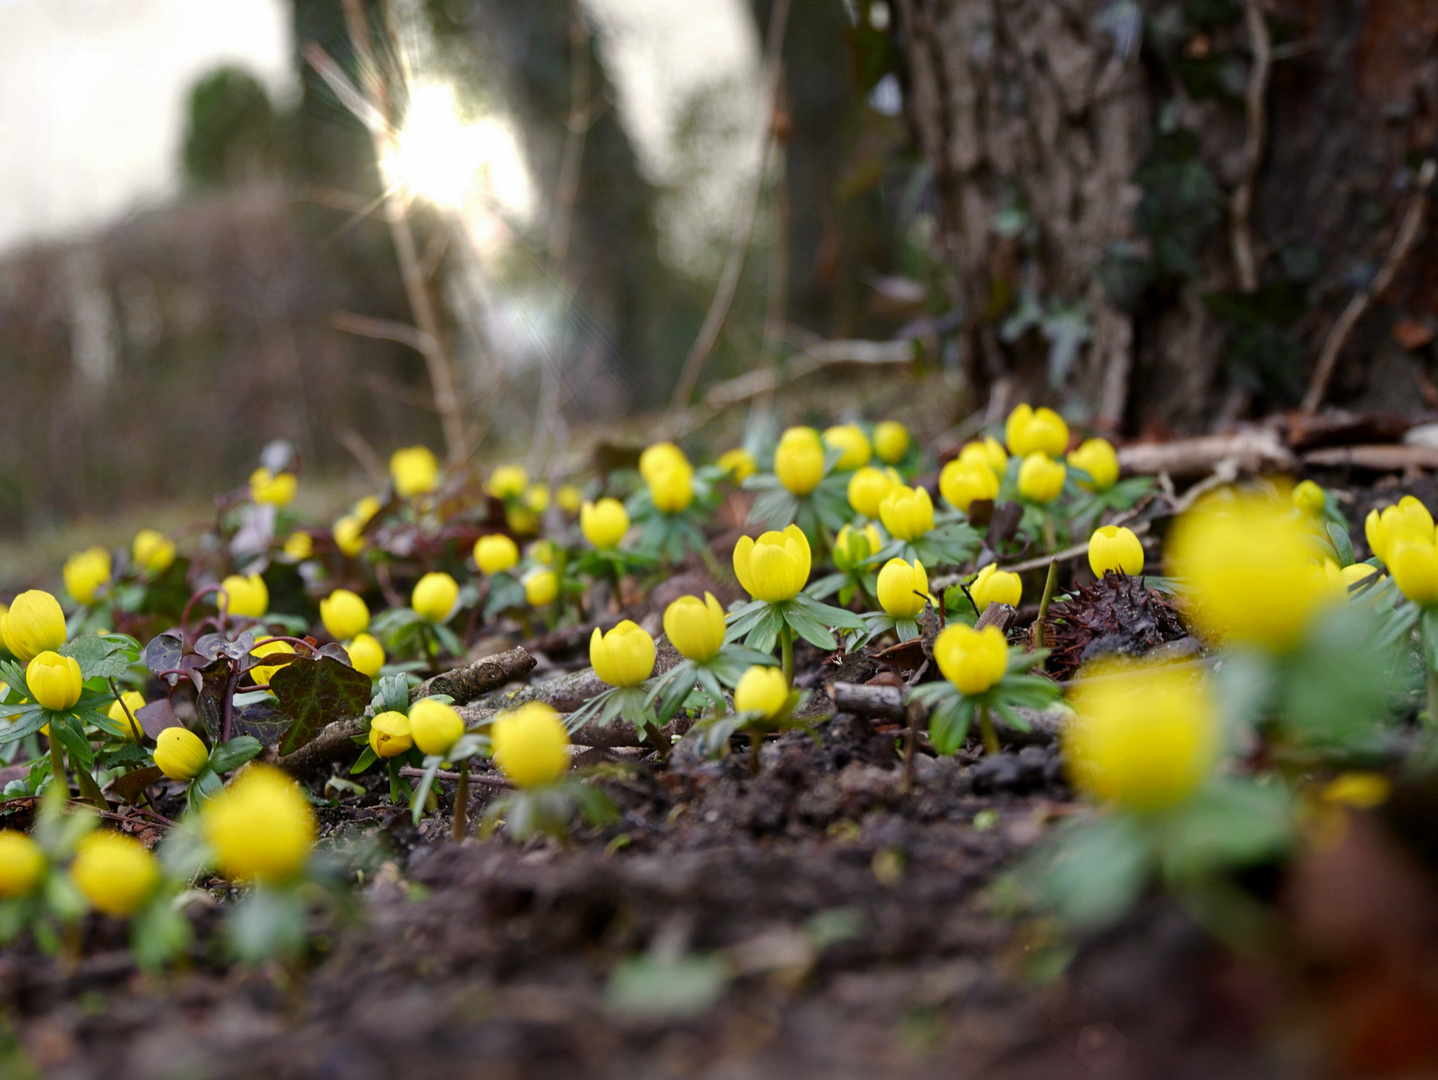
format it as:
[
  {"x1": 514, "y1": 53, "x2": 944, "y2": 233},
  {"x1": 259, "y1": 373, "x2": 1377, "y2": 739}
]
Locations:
[{"x1": 272, "y1": 655, "x2": 373, "y2": 755}]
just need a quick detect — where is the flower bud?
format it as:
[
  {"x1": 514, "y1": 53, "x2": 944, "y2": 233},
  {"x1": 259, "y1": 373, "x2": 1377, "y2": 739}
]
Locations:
[
  {"x1": 202, "y1": 765, "x2": 316, "y2": 883},
  {"x1": 491, "y1": 702, "x2": 570, "y2": 788},
  {"x1": 590, "y1": 621, "x2": 657, "y2": 688},
  {"x1": 333, "y1": 516, "x2": 365, "y2": 556},
  {"x1": 872, "y1": 421, "x2": 910, "y2": 465},
  {"x1": 283, "y1": 532, "x2": 314, "y2": 561},
  {"x1": 412, "y1": 572, "x2": 459, "y2": 622},
  {"x1": 1004, "y1": 404, "x2": 1068, "y2": 458},
  {"x1": 733, "y1": 525, "x2": 812, "y2": 602},
  {"x1": 3, "y1": 590, "x2": 67, "y2": 662},
  {"x1": 848, "y1": 466, "x2": 898, "y2": 519},
  {"x1": 663, "y1": 593, "x2": 726, "y2": 663},
  {"x1": 219, "y1": 574, "x2": 268, "y2": 618},
  {"x1": 877, "y1": 558, "x2": 929, "y2": 618},
  {"x1": 1365, "y1": 496, "x2": 1434, "y2": 563},
  {"x1": 320, "y1": 589, "x2": 370, "y2": 641},
  {"x1": 368, "y1": 710, "x2": 412, "y2": 758},
  {"x1": 717, "y1": 448, "x2": 756, "y2": 481},
  {"x1": 153, "y1": 726, "x2": 210, "y2": 780},
  {"x1": 734, "y1": 665, "x2": 789, "y2": 718},
  {"x1": 132, "y1": 529, "x2": 176, "y2": 577},
  {"x1": 1017, "y1": 453, "x2": 1066, "y2": 503},
  {"x1": 939, "y1": 460, "x2": 998, "y2": 512},
  {"x1": 346, "y1": 633, "x2": 385, "y2": 678},
  {"x1": 408, "y1": 698, "x2": 465, "y2": 756},
  {"x1": 639, "y1": 443, "x2": 689, "y2": 485},
  {"x1": 523, "y1": 568, "x2": 559, "y2": 607},
  {"x1": 486, "y1": 464, "x2": 530, "y2": 500},
  {"x1": 1290, "y1": 479, "x2": 1325, "y2": 517},
  {"x1": 390, "y1": 445, "x2": 440, "y2": 498},
  {"x1": 970, "y1": 564, "x2": 1021, "y2": 612},
  {"x1": 556, "y1": 484, "x2": 583, "y2": 514},
  {"x1": 474, "y1": 534, "x2": 519, "y2": 575},
  {"x1": 822, "y1": 424, "x2": 872, "y2": 470},
  {"x1": 958, "y1": 437, "x2": 1008, "y2": 475},
  {"x1": 933, "y1": 624, "x2": 1007, "y2": 695},
  {"x1": 1389, "y1": 537, "x2": 1438, "y2": 608},
  {"x1": 70, "y1": 831, "x2": 160, "y2": 916},
  {"x1": 525, "y1": 484, "x2": 550, "y2": 512},
  {"x1": 1088, "y1": 525, "x2": 1145, "y2": 577},
  {"x1": 774, "y1": 427, "x2": 825, "y2": 496},
  {"x1": 581, "y1": 498, "x2": 630, "y2": 550},
  {"x1": 248, "y1": 640, "x2": 294, "y2": 687},
  {"x1": 0, "y1": 831, "x2": 45, "y2": 898},
  {"x1": 648, "y1": 460, "x2": 695, "y2": 514},
  {"x1": 64, "y1": 547, "x2": 111, "y2": 606},
  {"x1": 108, "y1": 691, "x2": 146, "y2": 741},
  {"x1": 1069, "y1": 438, "x2": 1120, "y2": 492},
  {"x1": 249, "y1": 467, "x2": 297, "y2": 507},
  {"x1": 833, "y1": 523, "x2": 881, "y2": 572},
  {"x1": 878, "y1": 485, "x2": 934, "y2": 541},
  {"x1": 26, "y1": 652, "x2": 82, "y2": 712}
]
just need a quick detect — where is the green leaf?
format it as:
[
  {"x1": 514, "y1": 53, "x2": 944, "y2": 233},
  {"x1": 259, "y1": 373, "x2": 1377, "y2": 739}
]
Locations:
[
  {"x1": 272, "y1": 655, "x2": 375, "y2": 756},
  {"x1": 927, "y1": 695, "x2": 974, "y2": 755},
  {"x1": 744, "y1": 606, "x2": 784, "y2": 655},
  {"x1": 51, "y1": 713, "x2": 95, "y2": 771},
  {"x1": 58, "y1": 634, "x2": 141, "y2": 682},
  {"x1": 605, "y1": 953, "x2": 731, "y2": 1020},
  {"x1": 1326, "y1": 521, "x2": 1354, "y2": 568},
  {"x1": 350, "y1": 746, "x2": 379, "y2": 775},
  {"x1": 411, "y1": 757, "x2": 443, "y2": 824},
  {"x1": 131, "y1": 898, "x2": 193, "y2": 971},
  {"x1": 1028, "y1": 816, "x2": 1154, "y2": 928},
  {"x1": 378, "y1": 674, "x2": 411, "y2": 714},
  {"x1": 209, "y1": 736, "x2": 263, "y2": 775},
  {"x1": 186, "y1": 768, "x2": 224, "y2": 814},
  {"x1": 1159, "y1": 777, "x2": 1293, "y2": 881},
  {"x1": 228, "y1": 887, "x2": 309, "y2": 964},
  {"x1": 0, "y1": 703, "x2": 50, "y2": 745},
  {"x1": 783, "y1": 608, "x2": 838, "y2": 651}
]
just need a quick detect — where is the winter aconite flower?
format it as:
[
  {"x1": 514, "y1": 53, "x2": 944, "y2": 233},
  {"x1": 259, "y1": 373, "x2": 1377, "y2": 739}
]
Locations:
[
  {"x1": 1064, "y1": 660, "x2": 1218, "y2": 813},
  {"x1": 408, "y1": 699, "x2": 465, "y2": 756},
  {"x1": 320, "y1": 589, "x2": 369, "y2": 641},
  {"x1": 153, "y1": 727, "x2": 209, "y2": 781},
  {"x1": 202, "y1": 765, "x2": 316, "y2": 883},
  {"x1": 581, "y1": 498, "x2": 629, "y2": 550},
  {"x1": 590, "y1": 621, "x2": 657, "y2": 688},
  {"x1": 663, "y1": 594, "x2": 726, "y2": 663},
  {"x1": 933, "y1": 624, "x2": 1008, "y2": 695},
  {"x1": 248, "y1": 640, "x2": 294, "y2": 687},
  {"x1": 734, "y1": 665, "x2": 789, "y2": 718},
  {"x1": 970, "y1": 564, "x2": 1021, "y2": 612},
  {"x1": 219, "y1": 574, "x2": 268, "y2": 619},
  {"x1": 0, "y1": 832, "x2": 45, "y2": 898},
  {"x1": 823, "y1": 424, "x2": 872, "y2": 470},
  {"x1": 556, "y1": 484, "x2": 583, "y2": 514},
  {"x1": 1004, "y1": 404, "x2": 1069, "y2": 458},
  {"x1": 26, "y1": 652, "x2": 82, "y2": 712},
  {"x1": 848, "y1": 466, "x2": 899, "y2": 519},
  {"x1": 132, "y1": 529, "x2": 176, "y2": 577},
  {"x1": 486, "y1": 464, "x2": 530, "y2": 500},
  {"x1": 491, "y1": 702, "x2": 570, "y2": 788},
  {"x1": 879, "y1": 485, "x2": 934, "y2": 541},
  {"x1": 958, "y1": 437, "x2": 1008, "y2": 475},
  {"x1": 283, "y1": 532, "x2": 314, "y2": 561},
  {"x1": 108, "y1": 691, "x2": 146, "y2": 741},
  {"x1": 1389, "y1": 536, "x2": 1438, "y2": 607},
  {"x1": 412, "y1": 572, "x2": 459, "y2": 622},
  {"x1": 833, "y1": 523, "x2": 881, "y2": 571},
  {"x1": 639, "y1": 443, "x2": 688, "y2": 485},
  {"x1": 718, "y1": 448, "x2": 757, "y2": 481},
  {"x1": 368, "y1": 711, "x2": 412, "y2": 758},
  {"x1": 1017, "y1": 453, "x2": 1066, "y2": 503},
  {"x1": 733, "y1": 525, "x2": 812, "y2": 602},
  {"x1": 249, "y1": 467, "x2": 297, "y2": 507},
  {"x1": 474, "y1": 534, "x2": 520, "y2": 575},
  {"x1": 390, "y1": 445, "x2": 440, "y2": 498},
  {"x1": 2, "y1": 590, "x2": 67, "y2": 662},
  {"x1": 70, "y1": 831, "x2": 160, "y2": 916},
  {"x1": 648, "y1": 459, "x2": 696, "y2": 513},
  {"x1": 1069, "y1": 438, "x2": 1120, "y2": 492},
  {"x1": 346, "y1": 633, "x2": 385, "y2": 678},
  {"x1": 524, "y1": 568, "x2": 559, "y2": 606},
  {"x1": 877, "y1": 558, "x2": 929, "y2": 618},
  {"x1": 774, "y1": 427, "x2": 825, "y2": 496},
  {"x1": 939, "y1": 460, "x2": 999, "y2": 512},
  {"x1": 64, "y1": 547, "x2": 111, "y2": 606},
  {"x1": 1088, "y1": 525, "x2": 1144, "y2": 577},
  {"x1": 873, "y1": 421, "x2": 910, "y2": 464},
  {"x1": 1292, "y1": 479, "x2": 1325, "y2": 517},
  {"x1": 1366, "y1": 496, "x2": 1434, "y2": 563},
  {"x1": 333, "y1": 515, "x2": 365, "y2": 556}
]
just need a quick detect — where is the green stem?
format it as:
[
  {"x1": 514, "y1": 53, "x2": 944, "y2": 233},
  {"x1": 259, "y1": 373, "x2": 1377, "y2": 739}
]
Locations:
[
  {"x1": 1427, "y1": 669, "x2": 1438, "y2": 730},
  {"x1": 49, "y1": 735, "x2": 66, "y2": 794},
  {"x1": 780, "y1": 623, "x2": 794, "y2": 688},
  {"x1": 1034, "y1": 558, "x2": 1059, "y2": 648},
  {"x1": 452, "y1": 767, "x2": 469, "y2": 841},
  {"x1": 1042, "y1": 513, "x2": 1057, "y2": 554},
  {"x1": 977, "y1": 704, "x2": 999, "y2": 756}
]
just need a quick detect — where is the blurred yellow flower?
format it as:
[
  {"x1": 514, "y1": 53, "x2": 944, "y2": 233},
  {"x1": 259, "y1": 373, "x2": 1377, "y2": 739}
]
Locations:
[
  {"x1": 872, "y1": 421, "x2": 910, "y2": 465},
  {"x1": 107, "y1": 691, "x2": 146, "y2": 741},
  {"x1": 219, "y1": 573, "x2": 268, "y2": 619},
  {"x1": 70, "y1": 831, "x2": 160, "y2": 916},
  {"x1": 734, "y1": 665, "x2": 789, "y2": 717},
  {"x1": 833, "y1": 523, "x2": 881, "y2": 572},
  {"x1": 0, "y1": 832, "x2": 45, "y2": 898},
  {"x1": 1005, "y1": 404, "x2": 1069, "y2": 458},
  {"x1": 491, "y1": 702, "x2": 570, "y2": 788},
  {"x1": 848, "y1": 466, "x2": 899, "y2": 519},
  {"x1": 202, "y1": 765, "x2": 316, "y2": 883},
  {"x1": 822, "y1": 424, "x2": 872, "y2": 470},
  {"x1": 581, "y1": 498, "x2": 630, "y2": 550},
  {"x1": 958, "y1": 436, "x2": 1008, "y2": 475},
  {"x1": 282, "y1": 532, "x2": 314, "y2": 561},
  {"x1": 939, "y1": 460, "x2": 998, "y2": 512},
  {"x1": 1292, "y1": 479, "x2": 1325, "y2": 517},
  {"x1": 639, "y1": 443, "x2": 689, "y2": 486},
  {"x1": 249, "y1": 467, "x2": 297, "y2": 507},
  {"x1": 346, "y1": 633, "x2": 385, "y2": 678},
  {"x1": 774, "y1": 427, "x2": 825, "y2": 496},
  {"x1": 320, "y1": 589, "x2": 369, "y2": 640},
  {"x1": 411, "y1": 572, "x2": 459, "y2": 622},
  {"x1": 64, "y1": 546, "x2": 111, "y2": 606},
  {"x1": 648, "y1": 459, "x2": 696, "y2": 514},
  {"x1": 390, "y1": 446, "x2": 440, "y2": 498},
  {"x1": 1069, "y1": 438, "x2": 1120, "y2": 492},
  {"x1": 474, "y1": 533, "x2": 520, "y2": 575},
  {"x1": 132, "y1": 529, "x2": 176, "y2": 577},
  {"x1": 1017, "y1": 453, "x2": 1066, "y2": 503},
  {"x1": 524, "y1": 568, "x2": 559, "y2": 607},
  {"x1": 248, "y1": 640, "x2": 294, "y2": 687},
  {"x1": 879, "y1": 484, "x2": 934, "y2": 541},
  {"x1": 333, "y1": 516, "x2": 365, "y2": 557},
  {"x1": 486, "y1": 464, "x2": 530, "y2": 500},
  {"x1": 718, "y1": 448, "x2": 757, "y2": 481},
  {"x1": 408, "y1": 698, "x2": 465, "y2": 756},
  {"x1": 556, "y1": 484, "x2": 584, "y2": 514}
]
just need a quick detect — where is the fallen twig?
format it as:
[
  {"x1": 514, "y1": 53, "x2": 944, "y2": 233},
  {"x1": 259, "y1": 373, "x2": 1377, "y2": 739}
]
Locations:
[{"x1": 1231, "y1": 0, "x2": 1271, "y2": 293}]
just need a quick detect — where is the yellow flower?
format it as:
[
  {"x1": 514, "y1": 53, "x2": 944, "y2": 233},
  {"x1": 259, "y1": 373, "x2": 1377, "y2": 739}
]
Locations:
[
  {"x1": 333, "y1": 515, "x2": 365, "y2": 556},
  {"x1": 412, "y1": 572, "x2": 459, "y2": 622},
  {"x1": 556, "y1": 484, "x2": 584, "y2": 514},
  {"x1": 1088, "y1": 525, "x2": 1145, "y2": 577},
  {"x1": 474, "y1": 534, "x2": 520, "y2": 576},
  {"x1": 823, "y1": 424, "x2": 872, "y2": 470},
  {"x1": 1292, "y1": 479, "x2": 1325, "y2": 517},
  {"x1": 1167, "y1": 492, "x2": 1334, "y2": 650},
  {"x1": 1389, "y1": 536, "x2": 1438, "y2": 607},
  {"x1": 647, "y1": 458, "x2": 696, "y2": 515},
  {"x1": 408, "y1": 698, "x2": 465, "y2": 756},
  {"x1": 1365, "y1": 496, "x2": 1434, "y2": 563},
  {"x1": 525, "y1": 484, "x2": 550, "y2": 512},
  {"x1": 248, "y1": 640, "x2": 294, "y2": 687},
  {"x1": 1069, "y1": 438, "x2": 1120, "y2": 492},
  {"x1": 733, "y1": 525, "x2": 811, "y2": 602},
  {"x1": 506, "y1": 506, "x2": 538, "y2": 535},
  {"x1": 202, "y1": 765, "x2": 316, "y2": 883},
  {"x1": 491, "y1": 702, "x2": 570, "y2": 788},
  {"x1": 833, "y1": 523, "x2": 881, "y2": 572},
  {"x1": 108, "y1": 691, "x2": 146, "y2": 741},
  {"x1": 529, "y1": 539, "x2": 558, "y2": 566},
  {"x1": 26, "y1": 652, "x2": 82, "y2": 712},
  {"x1": 774, "y1": 427, "x2": 825, "y2": 496},
  {"x1": 390, "y1": 445, "x2": 440, "y2": 498},
  {"x1": 734, "y1": 665, "x2": 789, "y2": 717},
  {"x1": 1004, "y1": 404, "x2": 1069, "y2": 457},
  {"x1": 523, "y1": 568, "x2": 558, "y2": 606},
  {"x1": 847, "y1": 466, "x2": 899, "y2": 519},
  {"x1": 639, "y1": 443, "x2": 689, "y2": 486},
  {"x1": 718, "y1": 448, "x2": 757, "y2": 481},
  {"x1": 879, "y1": 484, "x2": 934, "y2": 541},
  {"x1": 2, "y1": 590, "x2": 67, "y2": 662},
  {"x1": 486, "y1": 464, "x2": 530, "y2": 500},
  {"x1": 320, "y1": 589, "x2": 370, "y2": 640},
  {"x1": 249, "y1": 467, "x2": 297, "y2": 507},
  {"x1": 1341, "y1": 563, "x2": 1379, "y2": 591},
  {"x1": 1321, "y1": 772, "x2": 1391, "y2": 809},
  {"x1": 132, "y1": 529, "x2": 176, "y2": 577},
  {"x1": 64, "y1": 546, "x2": 112, "y2": 606},
  {"x1": 153, "y1": 727, "x2": 209, "y2": 780},
  {"x1": 368, "y1": 710, "x2": 412, "y2": 758},
  {"x1": 872, "y1": 421, "x2": 910, "y2": 465},
  {"x1": 590, "y1": 621, "x2": 656, "y2": 687},
  {"x1": 970, "y1": 563, "x2": 1022, "y2": 612},
  {"x1": 581, "y1": 498, "x2": 630, "y2": 550},
  {"x1": 354, "y1": 495, "x2": 381, "y2": 525},
  {"x1": 70, "y1": 831, "x2": 160, "y2": 916},
  {"x1": 0, "y1": 832, "x2": 45, "y2": 898},
  {"x1": 877, "y1": 558, "x2": 929, "y2": 618},
  {"x1": 933, "y1": 624, "x2": 1008, "y2": 695},
  {"x1": 1017, "y1": 453, "x2": 1066, "y2": 503},
  {"x1": 1064, "y1": 660, "x2": 1217, "y2": 813},
  {"x1": 346, "y1": 633, "x2": 385, "y2": 678},
  {"x1": 219, "y1": 573, "x2": 268, "y2": 618},
  {"x1": 663, "y1": 593, "x2": 727, "y2": 663},
  {"x1": 939, "y1": 460, "x2": 998, "y2": 512}
]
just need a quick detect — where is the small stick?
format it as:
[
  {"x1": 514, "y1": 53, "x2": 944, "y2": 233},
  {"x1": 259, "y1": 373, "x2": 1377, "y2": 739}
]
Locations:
[
  {"x1": 398, "y1": 766, "x2": 511, "y2": 787},
  {"x1": 1033, "y1": 559, "x2": 1059, "y2": 648},
  {"x1": 452, "y1": 767, "x2": 469, "y2": 842}
]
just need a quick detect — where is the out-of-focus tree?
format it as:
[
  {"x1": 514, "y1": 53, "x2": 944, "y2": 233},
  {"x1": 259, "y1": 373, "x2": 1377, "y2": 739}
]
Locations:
[{"x1": 182, "y1": 67, "x2": 282, "y2": 187}]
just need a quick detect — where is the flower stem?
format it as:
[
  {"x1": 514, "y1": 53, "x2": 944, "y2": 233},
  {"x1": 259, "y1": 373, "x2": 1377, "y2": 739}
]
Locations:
[
  {"x1": 748, "y1": 731, "x2": 761, "y2": 776},
  {"x1": 1034, "y1": 558, "x2": 1059, "y2": 648},
  {"x1": 452, "y1": 767, "x2": 469, "y2": 841},
  {"x1": 49, "y1": 735, "x2": 66, "y2": 794},
  {"x1": 1427, "y1": 669, "x2": 1438, "y2": 730},
  {"x1": 780, "y1": 623, "x2": 794, "y2": 687},
  {"x1": 977, "y1": 704, "x2": 1000, "y2": 756}
]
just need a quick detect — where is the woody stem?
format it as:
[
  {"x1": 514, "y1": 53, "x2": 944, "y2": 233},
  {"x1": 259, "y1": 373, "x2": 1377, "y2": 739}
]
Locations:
[
  {"x1": 780, "y1": 623, "x2": 794, "y2": 687},
  {"x1": 452, "y1": 767, "x2": 469, "y2": 841}
]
